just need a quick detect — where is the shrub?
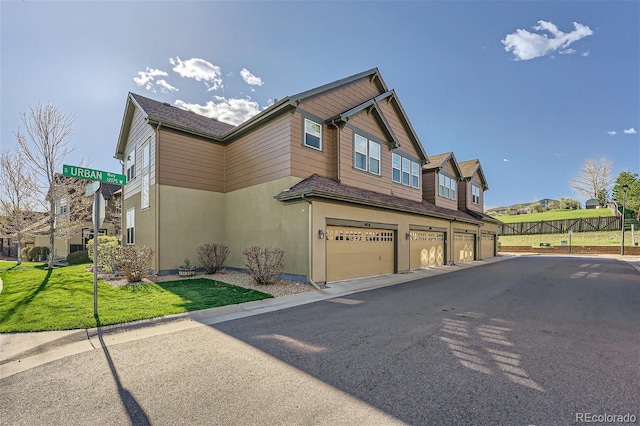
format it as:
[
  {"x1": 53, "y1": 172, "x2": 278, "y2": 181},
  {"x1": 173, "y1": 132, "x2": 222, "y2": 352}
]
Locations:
[
  {"x1": 87, "y1": 236, "x2": 120, "y2": 274},
  {"x1": 115, "y1": 245, "x2": 153, "y2": 283},
  {"x1": 21, "y1": 247, "x2": 31, "y2": 262},
  {"x1": 67, "y1": 250, "x2": 90, "y2": 265},
  {"x1": 242, "y1": 246, "x2": 285, "y2": 285},
  {"x1": 28, "y1": 246, "x2": 50, "y2": 261},
  {"x1": 197, "y1": 243, "x2": 229, "y2": 274}
]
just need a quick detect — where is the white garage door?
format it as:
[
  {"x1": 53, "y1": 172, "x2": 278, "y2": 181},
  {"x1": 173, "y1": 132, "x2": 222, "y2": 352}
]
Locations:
[{"x1": 326, "y1": 226, "x2": 395, "y2": 282}]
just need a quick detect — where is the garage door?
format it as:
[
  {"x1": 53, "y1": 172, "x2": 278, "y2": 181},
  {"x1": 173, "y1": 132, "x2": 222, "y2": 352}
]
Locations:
[
  {"x1": 410, "y1": 231, "x2": 445, "y2": 269},
  {"x1": 326, "y1": 226, "x2": 395, "y2": 282},
  {"x1": 481, "y1": 234, "x2": 495, "y2": 259},
  {"x1": 454, "y1": 233, "x2": 475, "y2": 262}
]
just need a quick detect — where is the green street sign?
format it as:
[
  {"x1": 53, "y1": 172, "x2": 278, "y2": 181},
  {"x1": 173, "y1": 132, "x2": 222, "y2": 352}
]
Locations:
[{"x1": 63, "y1": 165, "x2": 126, "y2": 185}]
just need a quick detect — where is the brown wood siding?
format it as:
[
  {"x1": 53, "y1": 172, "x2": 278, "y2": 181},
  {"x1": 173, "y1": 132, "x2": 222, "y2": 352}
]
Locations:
[
  {"x1": 300, "y1": 78, "x2": 381, "y2": 119},
  {"x1": 377, "y1": 99, "x2": 421, "y2": 159},
  {"x1": 157, "y1": 129, "x2": 225, "y2": 192},
  {"x1": 339, "y1": 123, "x2": 422, "y2": 203},
  {"x1": 225, "y1": 113, "x2": 291, "y2": 192},
  {"x1": 422, "y1": 170, "x2": 437, "y2": 203},
  {"x1": 290, "y1": 112, "x2": 335, "y2": 179},
  {"x1": 469, "y1": 175, "x2": 484, "y2": 213},
  {"x1": 458, "y1": 181, "x2": 469, "y2": 210}
]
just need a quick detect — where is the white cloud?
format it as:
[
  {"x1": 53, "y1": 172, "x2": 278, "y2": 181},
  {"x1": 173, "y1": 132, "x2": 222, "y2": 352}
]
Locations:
[
  {"x1": 170, "y1": 57, "x2": 223, "y2": 91},
  {"x1": 502, "y1": 20, "x2": 593, "y2": 61},
  {"x1": 559, "y1": 48, "x2": 576, "y2": 55},
  {"x1": 240, "y1": 68, "x2": 264, "y2": 86},
  {"x1": 608, "y1": 131, "x2": 617, "y2": 135},
  {"x1": 174, "y1": 96, "x2": 261, "y2": 126},
  {"x1": 503, "y1": 158, "x2": 510, "y2": 162},
  {"x1": 581, "y1": 51, "x2": 590, "y2": 57},
  {"x1": 156, "y1": 79, "x2": 178, "y2": 93},
  {"x1": 133, "y1": 68, "x2": 169, "y2": 91},
  {"x1": 624, "y1": 128, "x2": 637, "y2": 134}
]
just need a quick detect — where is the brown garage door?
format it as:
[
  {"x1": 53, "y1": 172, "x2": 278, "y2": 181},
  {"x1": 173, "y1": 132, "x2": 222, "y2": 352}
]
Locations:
[
  {"x1": 454, "y1": 233, "x2": 475, "y2": 262},
  {"x1": 326, "y1": 226, "x2": 395, "y2": 282},
  {"x1": 410, "y1": 231, "x2": 445, "y2": 269},
  {"x1": 481, "y1": 234, "x2": 495, "y2": 258}
]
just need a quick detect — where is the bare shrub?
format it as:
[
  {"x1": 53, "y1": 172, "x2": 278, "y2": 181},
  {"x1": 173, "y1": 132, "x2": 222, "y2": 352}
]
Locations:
[
  {"x1": 197, "y1": 243, "x2": 229, "y2": 274},
  {"x1": 242, "y1": 246, "x2": 285, "y2": 285},
  {"x1": 115, "y1": 245, "x2": 153, "y2": 283}
]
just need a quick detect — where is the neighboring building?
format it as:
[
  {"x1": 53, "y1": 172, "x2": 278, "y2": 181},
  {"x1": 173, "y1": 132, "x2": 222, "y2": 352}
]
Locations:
[
  {"x1": 585, "y1": 199, "x2": 600, "y2": 209},
  {"x1": 34, "y1": 181, "x2": 122, "y2": 258},
  {"x1": 114, "y1": 68, "x2": 500, "y2": 283}
]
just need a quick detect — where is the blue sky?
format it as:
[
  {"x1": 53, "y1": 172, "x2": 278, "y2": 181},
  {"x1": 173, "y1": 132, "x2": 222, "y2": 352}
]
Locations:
[{"x1": 1, "y1": 1, "x2": 638, "y2": 208}]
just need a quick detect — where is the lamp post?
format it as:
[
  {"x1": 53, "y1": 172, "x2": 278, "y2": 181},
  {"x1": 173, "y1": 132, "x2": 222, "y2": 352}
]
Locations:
[{"x1": 621, "y1": 184, "x2": 629, "y2": 256}]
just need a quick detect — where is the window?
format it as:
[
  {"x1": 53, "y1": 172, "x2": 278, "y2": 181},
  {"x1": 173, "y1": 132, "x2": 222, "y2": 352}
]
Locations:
[
  {"x1": 126, "y1": 208, "x2": 135, "y2": 245},
  {"x1": 472, "y1": 184, "x2": 481, "y2": 204},
  {"x1": 438, "y1": 173, "x2": 457, "y2": 200},
  {"x1": 141, "y1": 142, "x2": 150, "y2": 209},
  {"x1": 353, "y1": 134, "x2": 381, "y2": 175},
  {"x1": 304, "y1": 119, "x2": 322, "y2": 150},
  {"x1": 392, "y1": 153, "x2": 401, "y2": 183},
  {"x1": 402, "y1": 158, "x2": 410, "y2": 185},
  {"x1": 411, "y1": 162, "x2": 420, "y2": 189},
  {"x1": 126, "y1": 148, "x2": 136, "y2": 181},
  {"x1": 392, "y1": 152, "x2": 420, "y2": 189},
  {"x1": 56, "y1": 197, "x2": 68, "y2": 215}
]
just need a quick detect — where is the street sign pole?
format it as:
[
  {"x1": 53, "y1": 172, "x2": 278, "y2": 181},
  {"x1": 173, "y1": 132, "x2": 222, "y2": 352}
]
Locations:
[{"x1": 93, "y1": 185, "x2": 101, "y2": 319}]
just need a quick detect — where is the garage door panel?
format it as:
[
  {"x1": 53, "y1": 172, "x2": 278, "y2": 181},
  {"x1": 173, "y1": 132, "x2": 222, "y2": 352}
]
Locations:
[
  {"x1": 327, "y1": 227, "x2": 394, "y2": 282},
  {"x1": 410, "y1": 231, "x2": 445, "y2": 269},
  {"x1": 481, "y1": 234, "x2": 495, "y2": 259},
  {"x1": 454, "y1": 233, "x2": 475, "y2": 262}
]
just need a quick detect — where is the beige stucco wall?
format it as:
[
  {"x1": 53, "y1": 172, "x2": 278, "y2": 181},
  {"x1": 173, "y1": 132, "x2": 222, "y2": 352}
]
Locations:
[
  {"x1": 223, "y1": 176, "x2": 308, "y2": 277},
  {"x1": 157, "y1": 184, "x2": 225, "y2": 272}
]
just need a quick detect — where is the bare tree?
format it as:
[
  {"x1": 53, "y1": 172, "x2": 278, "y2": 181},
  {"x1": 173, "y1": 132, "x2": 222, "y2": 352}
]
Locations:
[
  {"x1": 16, "y1": 102, "x2": 75, "y2": 269},
  {"x1": 569, "y1": 159, "x2": 614, "y2": 202},
  {"x1": 0, "y1": 149, "x2": 39, "y2": 263}
]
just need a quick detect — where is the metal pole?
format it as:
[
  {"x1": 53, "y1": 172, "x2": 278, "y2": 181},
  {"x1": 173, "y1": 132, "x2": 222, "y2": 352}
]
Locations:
[
  {"x1": 93, "y1": 187, "x2": 100, "y2": 318},
  {"x1": 621, "y1": 185, "x2": 628, "y2": 256}
]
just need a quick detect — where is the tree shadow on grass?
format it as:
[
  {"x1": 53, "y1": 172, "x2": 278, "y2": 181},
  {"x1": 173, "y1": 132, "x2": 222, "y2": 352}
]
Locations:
[{"x1": 0, "y1": 268, "x2": 52, "y2": 324}]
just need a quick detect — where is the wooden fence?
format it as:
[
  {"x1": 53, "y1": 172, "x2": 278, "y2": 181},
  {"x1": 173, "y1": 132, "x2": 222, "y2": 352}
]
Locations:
[{"x1": 499, "y1": 217, "x2": 621, "y2": 235}]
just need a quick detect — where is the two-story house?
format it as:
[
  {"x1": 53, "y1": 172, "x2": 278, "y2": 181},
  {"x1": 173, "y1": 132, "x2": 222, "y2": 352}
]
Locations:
[{"x1": 114, "y1": 68, "x2": 499, "y2": 284}]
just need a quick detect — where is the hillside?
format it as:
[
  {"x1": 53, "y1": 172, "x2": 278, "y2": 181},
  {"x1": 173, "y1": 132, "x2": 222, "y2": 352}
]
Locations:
[{"x1": 495, "y1": 208, "x2": 614, "y2": 224}]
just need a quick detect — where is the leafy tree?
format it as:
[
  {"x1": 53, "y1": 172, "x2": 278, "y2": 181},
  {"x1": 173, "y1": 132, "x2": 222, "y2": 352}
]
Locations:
[
  {"x1": 612, "y1": 171, "x2": 639, "y2": 219},
  {"x1": 0, "y1": 149, "x2": 39, "y2": 264},
  {"x1": 569, "y1": 159, "x2": 614, "y2": 201},
  {"x1": 558, "y1": 197, "x2": 580, "y2": 210},
  {"x1": 16, "y1": 102, "x2": 75, "y2": 269}
]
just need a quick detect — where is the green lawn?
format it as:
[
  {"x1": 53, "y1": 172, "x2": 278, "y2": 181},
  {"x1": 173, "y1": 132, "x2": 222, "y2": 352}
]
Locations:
[
  {"x1": 495, "y1": 208, "x2": 614, "y2": 223},
  {"x1": 499, "y1": 230, "x2": 636, "y2": 247},
  {"x1": 0, "y1": 262, "x2": 273, "y2": 333}
]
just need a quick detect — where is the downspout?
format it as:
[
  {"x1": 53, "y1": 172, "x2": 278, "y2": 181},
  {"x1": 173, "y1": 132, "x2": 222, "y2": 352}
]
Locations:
[
  {"x1": 301, "y1": 194, "x2": 321, "y2": 290},
  {"x1": 448, "y1": 218, "x2": 457, "y2": 265},
  {"x1": 331, "y1": 120, "x2": 341, "y2": 182},
  {"x1": 154, "y1": 122, "x2": 161, "y2": 274}
]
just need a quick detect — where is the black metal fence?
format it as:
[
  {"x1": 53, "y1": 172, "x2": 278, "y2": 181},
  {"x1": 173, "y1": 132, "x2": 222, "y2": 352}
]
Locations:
[{"x1": 499, "y1": 216, "x2": 622, "y2": 235}]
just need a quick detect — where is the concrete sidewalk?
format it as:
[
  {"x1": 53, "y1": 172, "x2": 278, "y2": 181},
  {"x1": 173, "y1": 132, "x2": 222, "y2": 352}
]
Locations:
[{"x1": 2, "y1": 253, "x2": 638, "y2": 380}]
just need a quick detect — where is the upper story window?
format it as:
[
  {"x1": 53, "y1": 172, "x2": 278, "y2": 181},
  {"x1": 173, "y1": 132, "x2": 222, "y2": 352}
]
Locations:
[
  {"x1": 126, "y1": 148, "x2": 136, "y2": 182},
  {"x1": 55, "y1": 197, "x2": 68, "y2": 215},
  {"x1": 472, "y1": 184, "x2": 481, "y2": 204},
  {"x1": 141, "y1": 142, "x2": 150, "y2": 209},
  {"x1": 304, "y1": 119, "x2": 322, "y2": 150},
  {"x1": 354, "y1": 134, "x2": 381, "y2": 175},
  {"x1": 392, "y1": 153, "x2": 420, "y2": 189},
  {"x1": 126, "y1": 208, "x2": 135, "y2": 245},
  {"x1": 438, "y1": 173, "x2": 457, "y2": 200}
]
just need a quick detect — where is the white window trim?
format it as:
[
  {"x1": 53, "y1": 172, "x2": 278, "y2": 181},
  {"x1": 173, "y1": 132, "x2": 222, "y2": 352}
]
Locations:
[
  {"x1": 304, "y1": 119, "x2": 322, "y2": 150},
  {"x1": 392, "y1": 153, "x2": 401, "y2": 183},
  {"x1": 392, "y1": 152, "x2": 420, "y2": 189},
  {"x1": 438, "y1": 173, "x2": 457, "y2": 200},
  {"x1": 472, "y1": 184, "x2": 481, "y2": 204},
  {"x1": 141, "y1": 142, "x2": 150, "y2": 209},
  {"x1": 126, "y1": 148, "x2": 136, "y2": 182}
]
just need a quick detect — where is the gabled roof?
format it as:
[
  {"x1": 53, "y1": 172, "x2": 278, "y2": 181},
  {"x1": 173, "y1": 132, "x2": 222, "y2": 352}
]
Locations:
[
  {"x1": 422, "y1": 152, "x2": 463, "y2": 177},
  {"x1": 458, "y1": 159, "x2": 489, "y2": 190},
  {"x1": 276, "y1": 174, "x2": 486, "y2": 225}
]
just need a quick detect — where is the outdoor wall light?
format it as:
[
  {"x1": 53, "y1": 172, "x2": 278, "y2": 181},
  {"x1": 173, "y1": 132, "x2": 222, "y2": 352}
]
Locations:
[
  {"x1": 318, "y1": 229, "x2": 325, "y2": 239},
  {"x1": 405, "y1": 232, "x2": 411, "y2": 239}
]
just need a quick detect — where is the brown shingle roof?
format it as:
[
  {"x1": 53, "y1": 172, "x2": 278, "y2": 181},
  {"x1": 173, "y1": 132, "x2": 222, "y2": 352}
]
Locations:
[
  {"x1": 276, "y1": 174, "x2": 490, "y2": 224},
  {"x1": 130, "y1": 93, "x2": 236, "y2": 140},
  {"x1": 458, "y1": 159, "x2": 480, "y2": 179},
  {"x1": 423, "y1": 152, "x2": 453, "y2": 170}
]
